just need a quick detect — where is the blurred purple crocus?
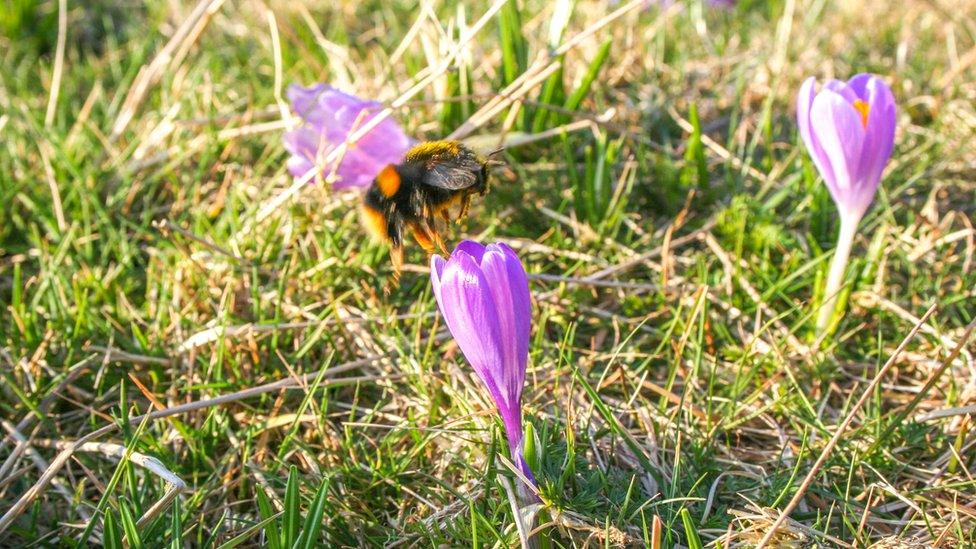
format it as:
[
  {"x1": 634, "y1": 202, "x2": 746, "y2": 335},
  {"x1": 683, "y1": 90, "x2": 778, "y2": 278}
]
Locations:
[
  {"x1": 283, "y1": 84, "x2": 413, "y2": 190},
  {"x1": 430, "y1": 241, "x2": 536, "y2": 489},
  {"x1": 797, "y1": 74, "x2": 896, "y2": 333}
]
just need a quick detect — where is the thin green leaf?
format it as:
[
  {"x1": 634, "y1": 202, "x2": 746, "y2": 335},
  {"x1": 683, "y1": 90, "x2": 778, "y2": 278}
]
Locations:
[
  {"x1": 295, "y1": 477, "x2": 330, "y2": 549},
  {"x1": 283, "y1": 466, "x2": 300, "y2": 547},
  {"x1": 530, "y1": 62, "x2": 565, "y2": 133},
  {"x1": 680, "y1": 508, "x2": 704, "y2": 549},
  {"x1": 103, "y1": 510, "x2": 123, "y2": 549},
  {"x1": 170, "y1": 497, "x2": 182, "y2": 549},
  {"x1": 497, "y1": 1, "x2": 527, "y2": 85},
  {"x1": 562, "y1": 39, "x2": 611, "y2": 115},
  {"x1": 256, "y1": 488, "x2": 283, "y2": 549},
  {"x1": 215, "y1": 512, "x2": 284, "y2": 549},
  {"x1": 119, "y1": 499, "x2": 142, "y2": 549}
]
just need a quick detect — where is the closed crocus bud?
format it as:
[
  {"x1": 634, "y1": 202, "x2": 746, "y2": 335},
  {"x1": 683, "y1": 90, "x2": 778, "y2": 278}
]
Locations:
[
  {"x1": 430, "y1": 241, "x2": 536, "y2": 489},
  {"x1": 797, "y1": 74, "x2": 896, "y2": 222},
  {"x1": 283, "y1": 84, "x2": 413, "y2": 190},
  {"x1": 797, "y1": 74, "x2": 897, "y2": 334}
]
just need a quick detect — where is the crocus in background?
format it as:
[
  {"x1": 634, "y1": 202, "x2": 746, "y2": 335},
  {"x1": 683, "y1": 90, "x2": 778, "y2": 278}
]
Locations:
[
  {"x1": 283, "y1": 84, "x2": 413, "y2": 190},
  {"x1": 430, "y1": 241, "x2": 537, "y2": 496},
  {"x1": 797, "y1": 74, "x2": 896, "y2": 333}
]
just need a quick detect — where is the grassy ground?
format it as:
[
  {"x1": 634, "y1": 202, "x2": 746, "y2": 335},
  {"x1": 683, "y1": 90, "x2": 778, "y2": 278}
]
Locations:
[{"x1": 2, "y1": 0, "x2": 976, "y2": 546}]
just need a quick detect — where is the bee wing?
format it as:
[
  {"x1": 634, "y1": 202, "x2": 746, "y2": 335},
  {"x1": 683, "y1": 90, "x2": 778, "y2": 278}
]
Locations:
[{"x1": 423, "y1": 157, "x2": 483, "y2": 190}]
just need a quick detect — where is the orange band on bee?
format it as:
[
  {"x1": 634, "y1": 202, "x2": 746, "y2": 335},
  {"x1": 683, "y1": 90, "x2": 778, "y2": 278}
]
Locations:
[
  {"x1": 360, "y1": 204, "x2": 389, "y2": 242},
  {"x1": 377, "y1": 165, "x2": 401, "y2": 197}
]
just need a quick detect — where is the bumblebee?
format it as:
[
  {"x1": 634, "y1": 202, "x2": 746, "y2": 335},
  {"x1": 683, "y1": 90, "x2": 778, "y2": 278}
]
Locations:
[{"x1": 361, "y1": 140, "x2": 491, "y2": 281}]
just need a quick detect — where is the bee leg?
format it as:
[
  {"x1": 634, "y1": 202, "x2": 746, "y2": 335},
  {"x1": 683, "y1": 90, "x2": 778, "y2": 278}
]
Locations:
[
  {"x1": 384, "y1": 217, "x2": 405, "y2": 289},
  {"x1": 412, "y1": 221, "x2": 448, "y2": 255},
  {"x1": 389, "y1": 246, "x2": 403, "y2": 287},
  {"x1": 425, "y1": 215, "x2": 449, "y2": 254},
  {"x1": 439, "y1": 207, "x2": 452, "y2": 224},
  {"x1": 430, "y1": 226, "x2": 448, "y2": 255},
  {"x1": 457, "y1": 194, "x2": 472, "y2": 223},
  {"x1": 409, "y1": 223, "x2": 437, "y2": 254}
]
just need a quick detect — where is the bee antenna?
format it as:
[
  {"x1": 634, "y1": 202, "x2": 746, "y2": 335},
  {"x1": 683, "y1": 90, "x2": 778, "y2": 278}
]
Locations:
[
  {"x1": 483, "y1": 146, "x2": 507, "y2": 168},
  {"x1": 486, "y1": 146, "x2": 506, "y2": 158}
]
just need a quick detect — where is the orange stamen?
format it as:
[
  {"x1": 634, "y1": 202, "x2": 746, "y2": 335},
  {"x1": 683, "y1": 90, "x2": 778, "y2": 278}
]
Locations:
[{"x1": 852, "y1": 100, "x2": 870, "y2": 128}]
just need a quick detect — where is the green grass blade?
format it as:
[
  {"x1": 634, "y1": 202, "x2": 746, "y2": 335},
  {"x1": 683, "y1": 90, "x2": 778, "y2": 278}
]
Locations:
[
  {"x1": 680, "y1": 508, "x2": 704, "y2": 549},
  {"x1": 295, "y1": 477, "x2": 330, "y2": 549},
  {"x1": 562, "y1": 39, "x2": 611, "y2": 115},
  {"x1": 215, "y1": 512, "x2": 284, "y2": 549},
  {"x1": 256, "y1": 488, "x2": 283, "y2": 549},
  {"x1": 530, "y1": 62, "x2": 565, "y2": 133},
  {"x1": 170, "y1": 497, "x2": 183, "y2": 549},
  {"x1": 282, "y1": 466, "x2": 300, "y2": 547},
  {"x1": 103, "y1": 510, "x2": 123, "y2": 549},
  {"x1": 498, "y1": 0, "x2": 528, "y2": 85},
  {"x1": 682, "y1": 102, "x2": 708, "y2": 193},
  {"x1": 119, "y1": 499, "x2": 142, "y2": 549}
]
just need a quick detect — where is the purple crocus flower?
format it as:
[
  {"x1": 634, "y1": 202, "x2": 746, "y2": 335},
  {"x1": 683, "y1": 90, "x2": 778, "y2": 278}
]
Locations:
[
  {"x1": 430, "y1": 241, "x2": 536, "y2": 488},
  {"x1": 797, "y1": 74, "x2": 896, "y2": 221},
  {"x1": 283, "y1": 84, "x2": 413, "y2": 190},
  {"x1": 797, "y1": 74, "x2": 896, "y2": 333}
]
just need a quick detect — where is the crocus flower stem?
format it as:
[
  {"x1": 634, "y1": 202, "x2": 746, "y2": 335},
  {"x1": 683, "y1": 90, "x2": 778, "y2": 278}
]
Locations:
[{"x1": 817, "y1": 212, "x2": 860, "y2": 334}]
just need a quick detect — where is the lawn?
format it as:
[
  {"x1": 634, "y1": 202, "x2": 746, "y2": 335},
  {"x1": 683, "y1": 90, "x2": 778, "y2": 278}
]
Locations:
[{"x1": 2, "y1": 0, "x2": 975, "y2": 546}]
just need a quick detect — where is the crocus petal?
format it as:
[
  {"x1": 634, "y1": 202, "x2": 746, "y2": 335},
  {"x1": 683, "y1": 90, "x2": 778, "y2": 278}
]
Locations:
[
  {"x1": 797, "y1": 77, "x2": 836, "y2": 190},
  {"x1": 479, "y1": 246, "x2": 530, "y2": 413},
  {"x1": 845, "y1": 73, "x2": 874, "y2": 102},
  {"x1": 358, "y1": 121, "x2": 414, "y2": 159},
  {"x1": 796, "y1": 77, "x2": 817, "y2": 148},
  {"x1": 283, "y1": 83, "x2": 413, "y2": 189},
  {"x1": 307, "y1": 89, "x2": 380, "y2": 130},
  {"x1": 286, "y1": 155, "x2": 315, "y2": 179},
  {"x1": 334, "y1": 148, "x2": 388, "y2": 189},
  {"x1": 492, "y1": 243, "x2": 531, "y2": 384},
  {"x1": 430, "y1": 254, "x2": 447, "y2": 281},
  {"x1": 435, "y1": 251, "x2": 511, "y2": 412},
  {"x1": 282, "y1": 127, "x2": 324, "y2": 180},
  {"x1": 822, "y1": 79, "x2": 860, "y2": 104},
  {"x1": 454, "y1": 240, "x2": 488, "y2": 263},
  {"x1": 856, "y1": 76, "x2": 896, "y2": 207},
  {"x1": 282, "y1": 126, "x2": 319, "y2": 158},
  {"x1": 286, "y1": 83, "x2": 329, "y2": 120},
  {"x1": 810, "y1": 89, "x2": 867, "y2": 217}
]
